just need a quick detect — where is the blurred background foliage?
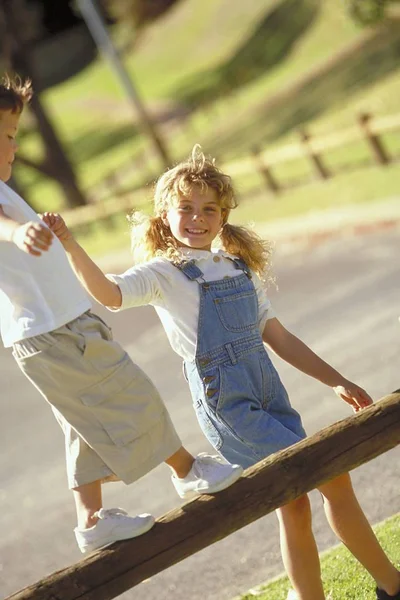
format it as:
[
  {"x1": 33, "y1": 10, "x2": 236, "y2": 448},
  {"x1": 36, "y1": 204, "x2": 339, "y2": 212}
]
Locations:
[{"x1": 1, "y1": 0, "x2": 399, "y2": 253}]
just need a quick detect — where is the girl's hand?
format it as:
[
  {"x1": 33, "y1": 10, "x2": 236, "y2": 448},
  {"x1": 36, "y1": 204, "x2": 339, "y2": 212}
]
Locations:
[
  {"x1": 41, "y1": 212, "x2": 73, "y2": 245},
  {"x1": 11, "y1": 221, "x2": 53, "y2": 256},
  {"x1": 333, "y1": 381, "x2": 373, "y2": 412}
]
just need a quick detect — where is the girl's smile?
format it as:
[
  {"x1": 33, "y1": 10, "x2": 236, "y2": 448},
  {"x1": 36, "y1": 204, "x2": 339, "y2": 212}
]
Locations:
[{"x1": 164, "y1": 188, "x2": 224, "y2": 251}]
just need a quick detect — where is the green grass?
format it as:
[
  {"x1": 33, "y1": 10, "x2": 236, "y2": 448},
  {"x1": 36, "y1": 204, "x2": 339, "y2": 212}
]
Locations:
[
  {"x1": 234, "y1": 162, "x2": 400, "y2": 223},
  {"x1": 237, "y1": 514, "x2": 400, "y2": 600},
  {"x1": 14, "y1": 0, "x2": 400, "y2": 215}
]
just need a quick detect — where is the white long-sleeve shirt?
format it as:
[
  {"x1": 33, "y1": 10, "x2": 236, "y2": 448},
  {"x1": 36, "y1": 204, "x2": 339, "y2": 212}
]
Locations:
[{"x1": 107, "y1": 248, "x2": 275, "y2": 362}]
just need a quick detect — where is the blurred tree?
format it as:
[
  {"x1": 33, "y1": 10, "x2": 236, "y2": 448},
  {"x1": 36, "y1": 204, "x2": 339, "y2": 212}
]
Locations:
[
  {"x1": 347, "y1": 0, "x2": 400, "y2": 26},
  {"x1": 27, "y1": 0, "x2": 82, "y2": 38},
  {"x1": 0, "y1": 0, "x2": 180, "y2": 209},
  {"x1": 105, "y1": 0, "x2": 182, "y2": 29},
  {"x1": 0, "y1": 0, "x2": 88, "y2": 208},
  {"x1": 3, "y1": 0, "x2": 99, "y2": 91}
]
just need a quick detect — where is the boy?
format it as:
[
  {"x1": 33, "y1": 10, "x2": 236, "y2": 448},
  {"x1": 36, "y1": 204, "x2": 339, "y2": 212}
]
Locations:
[{"x1": 0, "y1": 74, "x2": 242, "y2": 554}]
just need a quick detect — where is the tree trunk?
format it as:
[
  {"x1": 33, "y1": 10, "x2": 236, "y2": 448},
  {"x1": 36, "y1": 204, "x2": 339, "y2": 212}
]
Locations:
[
  {"x1": 1, "y1": 0, "x2": 88, "y2": 208},
  {"x1": 26, "y1": 93, "x2": 88, "y2": 208}
]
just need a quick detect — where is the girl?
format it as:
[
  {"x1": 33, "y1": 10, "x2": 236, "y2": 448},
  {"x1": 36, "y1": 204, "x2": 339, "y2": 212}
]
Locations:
[{"x1": 45, "y1": 146, "x2": 400, "y2": 599}]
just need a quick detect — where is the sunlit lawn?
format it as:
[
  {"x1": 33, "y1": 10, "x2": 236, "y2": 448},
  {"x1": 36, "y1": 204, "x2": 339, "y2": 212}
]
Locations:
[
  {"x1": 74, "y1": 159, "x2": 400, "y2": 258},
  {"x1": 238, "y1": 514, "x2": 400, "y2": 600},
  {"x1": 14, "y1": 0, "x2": 400, "y2": 216}
]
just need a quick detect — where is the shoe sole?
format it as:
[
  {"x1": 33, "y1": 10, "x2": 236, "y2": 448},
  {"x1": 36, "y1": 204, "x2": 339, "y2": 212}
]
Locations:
[
  {"x1": 179, "y1": 465, "x2": 244, "y2": 500},
  {"x1": 79, "y1": 517, "x2": 156, "y2": 554}
]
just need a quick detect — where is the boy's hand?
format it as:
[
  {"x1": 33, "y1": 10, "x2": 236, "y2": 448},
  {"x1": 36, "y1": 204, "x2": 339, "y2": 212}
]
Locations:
[
  {"x1": 41, "y1": 212, "x2": 73, "y2": 244},
  {"x1": 333, "y1": 381, "x2": 373, "y2": 412},
  {"x1": 11, "y1": 221, "x2": 53, "y2": 256}
]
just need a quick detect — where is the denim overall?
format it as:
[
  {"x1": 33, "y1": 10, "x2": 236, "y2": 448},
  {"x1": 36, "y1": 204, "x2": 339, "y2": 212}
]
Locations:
[{"x1": 177, "y1": 258, "x2": 306, "y2": 469}]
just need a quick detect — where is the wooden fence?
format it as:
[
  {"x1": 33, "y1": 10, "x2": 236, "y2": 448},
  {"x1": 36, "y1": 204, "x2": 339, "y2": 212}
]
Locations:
[
  {"x1": 6, "y1": 390, "x2": 400, "y2": 600},
  {"x1": 63, "y1": 109, "x2": 400, "y2": 233},
  {"x1": 247, "y1": 111, "x2": 400, "y2": 195}
]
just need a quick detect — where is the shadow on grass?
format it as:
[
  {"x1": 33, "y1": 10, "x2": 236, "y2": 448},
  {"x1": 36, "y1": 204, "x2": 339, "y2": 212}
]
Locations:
[
  {"x1": 69, "y1": 122, "x2": 141, "y2": 163},
  {"x1": 207, "y1": 20, "x2": 400, "y2": 156},
  {"x1": 175, "y1": 0, "x2": 320, "y2": 107},
  {"x1": 13, "y1": 122, "x2": 141, "y2": 194}
]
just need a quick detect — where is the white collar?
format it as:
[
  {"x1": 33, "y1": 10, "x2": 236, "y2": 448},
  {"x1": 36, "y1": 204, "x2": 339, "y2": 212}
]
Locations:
[{"x1": 179, "y1": 247, "x2": 236, "y2": 262}]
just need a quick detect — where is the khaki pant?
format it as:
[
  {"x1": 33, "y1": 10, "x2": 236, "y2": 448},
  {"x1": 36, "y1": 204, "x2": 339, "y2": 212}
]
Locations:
[{"x1": 13, "y1": 311, "x2": 181, "y2": 488}]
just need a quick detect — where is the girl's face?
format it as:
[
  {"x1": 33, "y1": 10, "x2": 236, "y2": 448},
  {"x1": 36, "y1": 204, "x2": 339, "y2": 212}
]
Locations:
[
  {"x1": 164, "y1": 187, "x2": 224, "y2": 251},
  {"x1": 0, "y1": 110, "x2": 19, "y2": 182}
]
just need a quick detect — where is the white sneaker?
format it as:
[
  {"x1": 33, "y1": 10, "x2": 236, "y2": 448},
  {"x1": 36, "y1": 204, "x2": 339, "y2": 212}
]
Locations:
[
  {"x1": 171, "y1": 452, "x2": 243, "y2": 500},
  {"x1": 74, "y1": 508, "x2": 155, "y2": 554},
  {"x1": 286, "y1": 590, "x2": 333, "y2": 599}
]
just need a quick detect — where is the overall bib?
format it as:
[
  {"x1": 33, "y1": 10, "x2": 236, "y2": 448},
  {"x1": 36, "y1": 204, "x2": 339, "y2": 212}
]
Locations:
[{"x1": 177, "y1": 258, "x2": 306, "y2": 469}]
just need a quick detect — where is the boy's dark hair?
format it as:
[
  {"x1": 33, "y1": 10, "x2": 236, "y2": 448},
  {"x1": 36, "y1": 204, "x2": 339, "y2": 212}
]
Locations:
[{"x1": 0, "y1": 73, "x2": 32, "y2": 114}]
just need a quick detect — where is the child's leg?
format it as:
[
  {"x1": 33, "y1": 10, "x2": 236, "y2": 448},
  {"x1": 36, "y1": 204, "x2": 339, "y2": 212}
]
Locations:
[
  {"x1": 319, "y1": 473, "x2": 400, "y2": 595},
  {"x1": 276, "y1": 495, "x2": 325, "y2": 600},
  {"x1": 72, "y1": 480, "x2": 102, "y2": 529},
  {"x1": 166, "y1": 446, "x2": 243, "y2": 500},
  {"x1": 72, "y1": 479, "x2": 155, "y2": 554},
  {"x1": 164, "y1": 446, "x2": 194, "y2": 477}
]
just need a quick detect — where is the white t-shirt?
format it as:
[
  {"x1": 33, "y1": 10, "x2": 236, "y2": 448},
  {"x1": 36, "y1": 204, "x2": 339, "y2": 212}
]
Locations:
[
  {"x1": 107, "y1": 248, "x2": 275, "y2": 362},
  {"x1": 0, "y1": 182, "x2": 91, "y2": 347}
]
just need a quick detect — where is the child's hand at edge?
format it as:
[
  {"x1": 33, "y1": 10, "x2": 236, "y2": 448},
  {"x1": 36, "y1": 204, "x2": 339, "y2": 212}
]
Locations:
[
  {"x1": 11, "y1": 221, "x2": 53, "y2": 256},
  {"x1": 333, "y1": 380, "x2": 373, "y2": 412},
  {"x1": 41, "y1": 212, "x2": 73, "y2": 245}
]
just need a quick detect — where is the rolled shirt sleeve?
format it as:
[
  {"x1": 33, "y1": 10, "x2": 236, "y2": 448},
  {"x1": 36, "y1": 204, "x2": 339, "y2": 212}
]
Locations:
[{"x1": 106, "y1": 263, "x2": 163, "y2": 311}]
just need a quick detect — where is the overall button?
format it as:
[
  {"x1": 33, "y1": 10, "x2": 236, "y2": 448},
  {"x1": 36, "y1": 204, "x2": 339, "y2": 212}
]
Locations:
[
  {"x1": 206, "y1": 388, "x2": 218, "y2": 397},
  {"x1": 203, "y1": 375, "x2": 215, "y2": 383},
  {"x1": 213, "y1": 255, "x2": 221, "y2": 263},
  {"x1": 199, "y1": 358, "x2": 211, "y2": 367}
]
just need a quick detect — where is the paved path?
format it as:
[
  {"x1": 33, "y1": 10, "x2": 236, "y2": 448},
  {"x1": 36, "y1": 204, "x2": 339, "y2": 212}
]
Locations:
[{"x1": 1, "y1": 204, "x2": 399, "y2": 600}]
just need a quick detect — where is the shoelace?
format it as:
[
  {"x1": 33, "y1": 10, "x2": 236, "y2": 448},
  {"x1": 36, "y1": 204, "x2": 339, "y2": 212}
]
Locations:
[
  {"x1": 94, "y1": 508, "x2": 128, "y2": 520},
  {"x1": 196, "y1": 452, "x2": 226, "y2": 465},
  {"x1": 195, "y1": 453, "x2": 231, "y2": 477}
]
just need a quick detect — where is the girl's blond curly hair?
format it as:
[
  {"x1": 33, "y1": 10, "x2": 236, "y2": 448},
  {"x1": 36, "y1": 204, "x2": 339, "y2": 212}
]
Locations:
[{"x1": 129, "y1": 145, "x2": 273, "y2": 279}]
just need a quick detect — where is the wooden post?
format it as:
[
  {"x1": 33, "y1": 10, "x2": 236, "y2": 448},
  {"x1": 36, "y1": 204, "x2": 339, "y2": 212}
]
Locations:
[
  {"x1": 133, "y1": 149, "x2": 151, "y2": 184},
  {"x1": 78, "y1": 0, "x2": 172, "y2": 170},
  {"x1": 103, "y1": 170, "x2": 119, "y2": 199},
  {"x1": 299, "y1": 128, "x2": 330, "y2": 180},
  {"x1": 251, "y1": 145, "x2": 280, "y2": 195},
  {"x1": 7, "y1": 391, "x2": 400, "y2": 600},
  {"x1": 358, "y1": 113, "x2": 391, "y2": 165}
]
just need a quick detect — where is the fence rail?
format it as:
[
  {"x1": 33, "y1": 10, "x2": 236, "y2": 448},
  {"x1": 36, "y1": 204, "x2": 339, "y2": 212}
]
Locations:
[
  {"x1": 230, "y1": 111, "x2": 400, "y2": 193},
  {"x1": 63, "y1": 109, "x2": 400, "y2": 233},
  {"x1": 7, "y1": 391, "x2": 400, "y2": 600}
]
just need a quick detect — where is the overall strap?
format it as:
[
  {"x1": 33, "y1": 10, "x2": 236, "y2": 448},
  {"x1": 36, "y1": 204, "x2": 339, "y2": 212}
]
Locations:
[
  {"x1": 173, "y1": 259, "x2": 204, "y2": 281},
  {"x1": 226, "y1": 257, "x2": 252, "y2": 279}
]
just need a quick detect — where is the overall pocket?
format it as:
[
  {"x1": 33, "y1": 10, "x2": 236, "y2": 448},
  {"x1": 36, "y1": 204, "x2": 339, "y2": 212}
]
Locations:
[
  {"x1": 194, "y1": 398, "x2": 223, "y2": 450},
  {"x1": 259, "y1": 351, "x2": 279, "y2": 409},
  {"x1": 214, "y1": 290, "x2": 258, "y2": 332}
]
